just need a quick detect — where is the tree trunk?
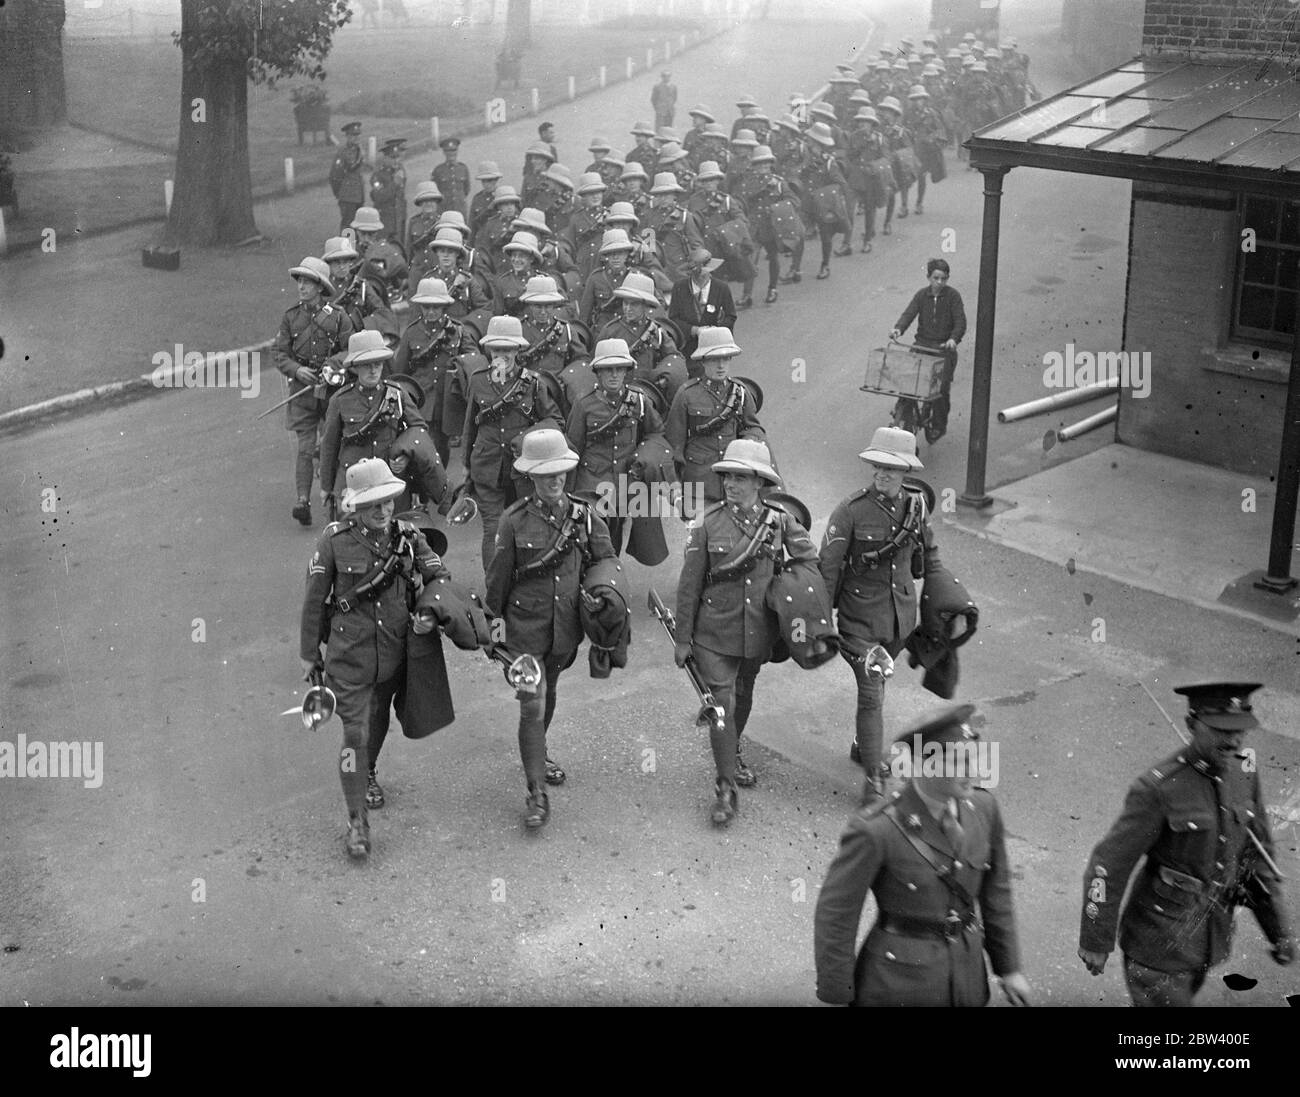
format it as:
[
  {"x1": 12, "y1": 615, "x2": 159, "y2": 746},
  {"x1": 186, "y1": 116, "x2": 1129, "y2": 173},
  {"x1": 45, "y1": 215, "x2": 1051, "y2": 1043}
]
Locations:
[
  {"x1": 506, "y1": 0, "x2": 531, "y2": 49},
  {"x1": 0, "y1": 0, "x2": 68, "y2": 129},
  {"x1": 165, "y1": 3, "x2": 258, "y2": 246}
]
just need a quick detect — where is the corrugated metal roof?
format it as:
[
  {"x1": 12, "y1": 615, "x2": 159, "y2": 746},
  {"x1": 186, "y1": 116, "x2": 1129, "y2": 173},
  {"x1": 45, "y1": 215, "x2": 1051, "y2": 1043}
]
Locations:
[{"x1": 972, "y1": 58, "x2": 1300, "y2": 186}]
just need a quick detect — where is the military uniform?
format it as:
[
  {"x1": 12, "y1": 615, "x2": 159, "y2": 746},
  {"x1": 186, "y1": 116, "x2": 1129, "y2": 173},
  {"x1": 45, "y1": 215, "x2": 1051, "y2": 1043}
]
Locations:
[
  {"x1": 329, "y1": 141, "x2": 367, "y2": 233},
  {"x1": 272, "y1": 299, "x2": 354, "y2": 502},
  {"x1": 676, "y1": 497, "x2": 817, "y2": 791},
  {"x1": 562, "y1": 205, "x2": 609, "y2": 284},
  {"x1": 1081, "y1": 741, "x2": 1292, "y2": 1006},
  {"x1": 469, "y1": 188, "x2": 498, "y2": 238},
  {"x1": 319, "y1": 379, "x2": 428, "y2": 499},
  {"x1": 369, "y1": 158, "x2": 407, "y2": 245},
  {"x1": 431, "y1": 159, "x2": 472, "y2": 217},
  {"x1": 814, "y1": 780, "x2": 1022, "y2": 1006},
  {"x1": 519, "y1": 317, "x2": 592, "y2": 415},
  {"x1": 333, "y1": 262, "x2": 397, "y2": 334},
  {"x1": 646, "y1": 203, "x2": 706, "y2": 285},
  {"x1": 461, "y1": 365, "x2": 563, "y2": 569},
  {"x1": 664, "y1": 377, "x2": 765, "y2": 511},
  {"x1": 596, "y1": 315, "x2": 679, "y2": 389},
  {"x1": 565, "y1": 385, "x2": 666, "y2": 553},
  {"x1": 579, "y1": 264, "x2": 636, "y2": 329},
  {"x1": 819, "y1": 484, "x2": 940, "y2": 779},
  {"x1": 392, "y1": 313, "x2": 477, "y2": 466},
  {"x1": 406, "y1": 210, "x2": 444, "y2": 285},
  {"x1": 738, "y1": 168, "x2": 804, "y2": 287},
  {"x1": 484, "y1": 491, "x2": 617, "y2": 808}
]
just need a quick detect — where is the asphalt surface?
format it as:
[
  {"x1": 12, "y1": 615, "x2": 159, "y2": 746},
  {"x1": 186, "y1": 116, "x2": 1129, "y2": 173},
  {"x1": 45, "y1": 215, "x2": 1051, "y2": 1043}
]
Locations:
[{"x1": 1, "y1": 2, "x2": 1297, "y2": 1008}]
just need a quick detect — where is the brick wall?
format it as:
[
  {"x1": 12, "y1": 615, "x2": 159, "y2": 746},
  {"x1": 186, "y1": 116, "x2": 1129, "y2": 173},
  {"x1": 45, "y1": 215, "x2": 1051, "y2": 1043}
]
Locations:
[
  {"x1": 1143, "y1": 0, "x2": 1300, "y2": 58},
  {"x1": 1119, "y1": 184, "x2": 1288, "y2": 477},
  {"x1": 1063, "y1": 0, "x2": 1144, "y2": 72}
]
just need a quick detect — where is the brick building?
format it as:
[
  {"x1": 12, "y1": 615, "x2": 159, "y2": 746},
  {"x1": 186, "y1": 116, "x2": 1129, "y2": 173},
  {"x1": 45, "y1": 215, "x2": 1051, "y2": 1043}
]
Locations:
[{"x1": 961, "y1": 0, "x2": 1300, "y2": 594}]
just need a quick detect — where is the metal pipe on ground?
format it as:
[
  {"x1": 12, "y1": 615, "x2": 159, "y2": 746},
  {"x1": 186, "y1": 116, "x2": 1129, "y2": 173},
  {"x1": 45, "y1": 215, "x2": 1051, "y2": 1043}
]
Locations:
[
  {"x1": 1043, "y1": 403, "x2": 1118, "y2": 451},
  {"x1": 999, "y1": 376, "x2": 1119, "y2": 423}
]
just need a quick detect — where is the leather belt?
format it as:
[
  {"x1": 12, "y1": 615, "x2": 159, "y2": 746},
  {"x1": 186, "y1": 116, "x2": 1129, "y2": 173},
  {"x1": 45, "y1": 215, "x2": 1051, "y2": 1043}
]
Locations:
[{"x1": 878, "y1": 911, "x2": 980, "y2": 940}]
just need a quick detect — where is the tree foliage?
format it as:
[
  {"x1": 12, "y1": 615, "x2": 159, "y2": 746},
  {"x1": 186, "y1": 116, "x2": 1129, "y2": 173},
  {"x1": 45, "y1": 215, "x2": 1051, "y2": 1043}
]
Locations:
[{"x1": 173, "y1": 0, "x2": 353, "y2": 89}]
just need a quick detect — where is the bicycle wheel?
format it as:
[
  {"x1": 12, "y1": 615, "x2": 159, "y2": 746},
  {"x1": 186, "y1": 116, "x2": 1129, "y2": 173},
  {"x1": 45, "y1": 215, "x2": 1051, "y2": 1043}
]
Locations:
[{"x1": 891, "y1": 397, "x2": 920, "y2": 437}]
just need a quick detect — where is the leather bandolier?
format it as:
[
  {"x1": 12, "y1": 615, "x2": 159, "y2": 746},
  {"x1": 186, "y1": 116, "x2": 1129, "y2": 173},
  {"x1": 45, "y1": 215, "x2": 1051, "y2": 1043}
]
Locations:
[{"x1": 515, "y1": 499, "x2": 595, "y2": 580}]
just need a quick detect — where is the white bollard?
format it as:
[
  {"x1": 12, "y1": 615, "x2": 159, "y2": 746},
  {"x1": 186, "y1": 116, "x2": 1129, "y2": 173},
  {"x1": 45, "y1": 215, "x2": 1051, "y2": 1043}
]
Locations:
[
  {"x1": 626, "y1": 56, "x2": 634, "y2": 80},
  {"x1": 0, "y1": 208, "x2": 7, "y2": 257},
  {"x1": 568, "y1": 75, "x2": 576, "y2": 100},
  {"x1": 599, "y1": 65, "x2": 607, "y2": 89},
  {"x1": 431, "y1": 116, "x2": 440, "y2": 145},
  {"x1": 531, "y1": 87, "x2": 540, "y2": 115},
  {"x1": 284, "y1": 157, "x2": 295, "y2": 194},
  {"x1": 164, "y1": 179, "x2": 174, "y2": 216},
  {"x1": 368, "y1": 135, "x2": 377, "y2": 165}
]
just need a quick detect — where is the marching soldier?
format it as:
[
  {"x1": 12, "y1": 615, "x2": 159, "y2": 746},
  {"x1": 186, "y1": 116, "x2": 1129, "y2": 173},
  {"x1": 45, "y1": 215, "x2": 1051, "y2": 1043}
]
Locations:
[
  {"x1": 584, "y1": 136, "x2": 613, "y2": 177},
  {"x1": 493, "y1": 231, "x2": 548, "y2": 318},
  {"x1": 682, "y1": 105, "x2": 714, "y2": 159},
  {"x1": 422, "y1": 227, "x2": 493, "y2": 321},
  {"x1": 673, "y1": 439, "x2": 817, "y2": 820},
  {"x1": 468, "y1": 161, "x2": 503, "y2": 238},
  {"x1": 725, "y1": 129, "x2": 758, "y2": 195},
  {"x1": 472, "y1": 184, "x2": 523, "y2": 263},
  {"x1": 520, "y1": 141, "x2": 557, "y2": 207},
  {"x1": 565, "y1": 337, "x2": 666, "y2": 555},
  {"x1": 1079, "y1": 683, "x2": 1295, "y2": 1006},
  {"x1": 845, "y1": 107, "x2": 884, "y2": 251},
  {"x1": 272, "y1": 256, "x2": 354, "y2": 526},
  {"x1": 646, "y1": 172, "x2": 705, "y2": 287},
  {"x1": 579, "y1": 229, "x2": 639, "y2": 329},
  {"x1": 562, "y1": 172, "x2": 610, "y2": 284},
  {"x1": 393, "y1": 277, "x2": 478, "y2": 467},
  {"x1": 611, "y1": 162, "x2": 652, "y2": 223},
  {"x1": 533, "y1": 163, "x2": 575, "y2": 236},
  {"x1": 664, "y1": 327, "x2": 765, "y2": 519},
  {"x1": 484, "y1": 430, "x2": 617, "y2": 828},
  {"x1": 350, "y1": 206, "x2": 408, "y2": 306},
  {"x1": 329, "y1": 120, "x2": 366, "y2": 233},
  {"x1": 319, "y1": 329, "x2": 428, "y2": 513},
  {"x1": 299, "y1": 458, "x2": 450, "y2": 858},
  {"x1": 598, "y1": 271, "x2": 681, "y2": 392},
  {"x1": 518, "y1": 274, "x2": 592, "y2": 414},
  {"x1": 431, "y1": 136, "x2": 471, "y2": 218},
  {"x1": 405, "y1": 181, "x2": 446, "y2": 285},
  {"x1": 814, "y1": 704, "x2": 1032, "y2": 1006},
  {"x1": 730, "y1": 94, "x2": 762, "y2": 139},
  {"x1": 818, "y1": 427, "x2": 940, "y2": 793},
  {"x1": 875, "y1": 97, "x2": 917, "y2": 221},
  {"x1": 627, "y1": 121, "x2": 659, "y2": 170},
  {"x1": 739, "y1": 144, "x2": 803, "y2": 301},
  {"x1": 461, "y1": 315, "x2": 563, "y2": 570},
  {"x1": 906, "y1": 87, "x2": 945, "y2": 216},
  {"x1": 687, "y1": 163, "x2": 755, "y2": 308},
  {"x1": 799, "y1": 122, "x2": 850, "y2": 279},
  {"x1": 369, "y1": 138, "x2": 407, "y2": 245},
  {"x1": 327, "y1": 234, "x2": 396, "y2": 337}
]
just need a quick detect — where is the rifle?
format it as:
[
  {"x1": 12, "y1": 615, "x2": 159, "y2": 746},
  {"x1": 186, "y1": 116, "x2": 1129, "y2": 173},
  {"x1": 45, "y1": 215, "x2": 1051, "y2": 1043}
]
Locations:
[
  {"x1": 647, "y1": 588, "x2": 725, "y2": 735},
  {"x1": 1139, "y1": 681, "x2": 1284, "y2": 879}
]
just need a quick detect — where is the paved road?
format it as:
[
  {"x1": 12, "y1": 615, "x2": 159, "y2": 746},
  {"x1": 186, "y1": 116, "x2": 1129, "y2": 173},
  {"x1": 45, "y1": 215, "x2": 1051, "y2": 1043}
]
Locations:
[{"x1": 2, "y1": 4, "x2": 1297, "y2": 1007}]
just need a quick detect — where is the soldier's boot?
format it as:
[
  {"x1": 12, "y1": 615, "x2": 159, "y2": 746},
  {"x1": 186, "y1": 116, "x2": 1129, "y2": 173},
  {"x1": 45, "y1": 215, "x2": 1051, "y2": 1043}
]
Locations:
[
  {"x1": 765, "y1": 286, "x2": 778, "y2": 304},
  {"x1": 366, "y1": 769, "x2": 385, "y2": 809},
  {"x1": 524, "y1": 784, "x2": 550, "y2": 829},
  {"x1": 779, "y1": 267, "x2": 801, "y2": 285},
  {"x1": 710, "y1": 778, "x2": 738, "y2": 826},
  {"x1": 734, "y1": 751, "x2": 756, "y2": 788},
  {"x1": 849, "y1": 739, "x2": 863, "y2": 765},
  {"x1": 346, "y1": 808, "x2": 371, "y2": 859},
  {"x1": 544, "y1": 757, "x2": 566, "y2": 786},
  {"x1": 292, "y1": 498, "x2": 312, "y2": 526}
]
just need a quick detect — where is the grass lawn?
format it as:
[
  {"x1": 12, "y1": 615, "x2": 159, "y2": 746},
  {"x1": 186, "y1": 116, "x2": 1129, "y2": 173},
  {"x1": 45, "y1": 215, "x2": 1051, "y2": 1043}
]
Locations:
[{"x1": 3, "y1": 20, "x2": 711, "y2": 251}]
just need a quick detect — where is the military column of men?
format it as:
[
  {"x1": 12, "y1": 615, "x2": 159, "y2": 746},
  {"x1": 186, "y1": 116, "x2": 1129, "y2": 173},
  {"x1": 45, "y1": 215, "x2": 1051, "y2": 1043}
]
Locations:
[{"x1": 282, "y1": 38, "x2": 1292, "y2": 1010}]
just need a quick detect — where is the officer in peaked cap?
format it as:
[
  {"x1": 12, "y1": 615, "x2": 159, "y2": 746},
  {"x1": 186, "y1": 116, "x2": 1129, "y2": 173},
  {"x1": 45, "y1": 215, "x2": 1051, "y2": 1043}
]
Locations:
[
  {"x1": 1079, "y1": 682, "x2": 1295, "y2": 1006},
  {"x1": 814, "y1": 703, "x2": 1032, "y2": 1007},
  {"x1": 369, "y1": 138, "x2": 408, "y2": 245},
  {"x1": 432, "y1": 136, "x2": 472, "y2": 217},
  {"x1": 329, "y1": 121, "x2": 368, "y2": 234}
]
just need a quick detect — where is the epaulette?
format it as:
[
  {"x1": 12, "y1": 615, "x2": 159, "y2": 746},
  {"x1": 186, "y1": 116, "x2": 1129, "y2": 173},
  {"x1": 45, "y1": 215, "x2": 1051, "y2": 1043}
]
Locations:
[
  {"x1": 1143, "y1": 752, "x2": 1191, "y2": 786},
  {"x1": 323, "y1": 519, "x2": 352, "y2": 537},
  {"x1": 847, "y1": 486, "x2": 873, "y2": 503},
  {"x1": 504, "y1": 497, "x2": 530, "y2": 516},
  {"x1": 702, "y1": 499, "x2": 727, "y2": 517}
]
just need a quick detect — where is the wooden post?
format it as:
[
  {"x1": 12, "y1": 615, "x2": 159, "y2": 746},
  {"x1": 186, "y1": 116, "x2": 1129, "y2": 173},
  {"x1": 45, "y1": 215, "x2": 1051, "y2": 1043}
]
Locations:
[
  {"x1": 531, "y1": 87, "x2": 540, "y2": 115},
  {"x1": 1255, "y1": 262, "x2": 1300, "y2": 592},
  {"x1": 164, "y1": 179, "x2": 174, "y2": 216},
  {"x1": 284, "y1": 157, "x2": 295, "y2": 195},
  {"x1": 599, "y1": 66, "x2": 607, "y2": 89},
  {"x1": 568, "y1": 75, "x2": 576, "y2": 100},
  {"x1": 431, "y1": 117, "x2": 440, "y2": 145},
  {"x1": 626, "y1": 56, "x2": 634, "y2": 80},
  {"x1": 368, "y1": 136, "x2": 377, "y2": 165}
]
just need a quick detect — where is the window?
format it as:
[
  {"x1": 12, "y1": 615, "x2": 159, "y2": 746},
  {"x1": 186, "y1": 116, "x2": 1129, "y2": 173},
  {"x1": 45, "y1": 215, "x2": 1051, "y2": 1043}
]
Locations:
[{"x1": 1234, "y1": 194, "x2": 1300, "y2": 346}]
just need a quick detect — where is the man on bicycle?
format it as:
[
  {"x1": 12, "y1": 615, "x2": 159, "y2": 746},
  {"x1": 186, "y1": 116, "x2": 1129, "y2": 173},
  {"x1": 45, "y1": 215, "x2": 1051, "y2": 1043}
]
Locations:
[{"x1": 889, "y1": 258, "x2": 966, "y2": 442}]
